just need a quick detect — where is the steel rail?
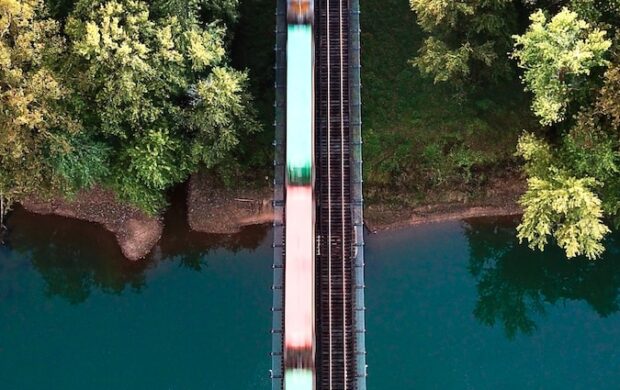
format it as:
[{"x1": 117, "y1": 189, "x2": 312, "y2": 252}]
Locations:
[
  {"x1": 326, "y1": 0, "x2": 333, "y2": 387},
  {"x1": 338, "y1": 0, "x2": 348, "y2": 385}
]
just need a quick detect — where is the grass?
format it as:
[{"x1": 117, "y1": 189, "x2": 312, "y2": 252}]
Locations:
[
  {"x1": 230, "y1": 0, "x2": 276, "y2": 181},
  {"x1": 360, "y1": 0, "x2": 537, "y2": 206},
  {"x1": 232, "y1": 0, "x2": 537, "y2": 202}
]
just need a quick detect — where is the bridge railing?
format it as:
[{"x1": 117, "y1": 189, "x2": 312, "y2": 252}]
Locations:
[
  {"x1": 271, "y1": 0, "x2": 287, "y2": 388},
  {"x1": 349, "y1": 0, "x2": 368, "y2": 388}
]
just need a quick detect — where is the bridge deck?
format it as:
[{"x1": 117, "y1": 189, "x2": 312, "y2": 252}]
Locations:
[
  {"x1": 272, "y1": 0, "x2": 366, "y2": 388},
  {"x1": 315, "y1": 0, "x2": 353, "y2": 388}
]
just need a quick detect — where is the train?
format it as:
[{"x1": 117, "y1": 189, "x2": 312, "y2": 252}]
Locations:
[{"x1": 284, "y1": 1, "x2": 315, "y2": 389}]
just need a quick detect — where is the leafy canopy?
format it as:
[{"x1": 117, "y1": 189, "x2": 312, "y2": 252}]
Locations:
[
  {"x1": 62, "y1": 0, "x2": 257, "y2": 213},
  {"x1": 410, "y1": 0, "x2": 516, "y2": 87},
  {"x1": 512, "y1": 8, "x2": 611, "y2": 125},
  {"x1": 516, "y1": 134, "x2": 611, "y2": 260},
  {"x1": 0, "y1": 0, "x2": 82, "y2": 205},
  {"x1": 0, "y1": 0, "x2": 257, "y2": 216}
]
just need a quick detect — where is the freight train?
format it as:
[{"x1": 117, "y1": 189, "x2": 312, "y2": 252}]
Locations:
[{"x1": 284, "y1": 1, "x2": 315, "y2": 389}]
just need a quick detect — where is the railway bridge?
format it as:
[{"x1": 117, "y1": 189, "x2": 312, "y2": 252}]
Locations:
[{"x1": 271, "y1": 0, "x2": 366, "y2": 389}]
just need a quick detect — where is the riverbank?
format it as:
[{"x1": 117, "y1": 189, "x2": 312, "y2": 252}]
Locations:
[
  {"x1": 21, "y1": 187, "x2": 163, "y2": 261},
  {"x1": 187, "y1": 173, "x2": 273, "y2": 234},
  {"x1": 364, "y1": 173, "x2": 525, "y2": 232},
  {"x1": 14, "y1": 174, "x2": 274, "y2": 261},
  {"x1": 12, "y1": 172, "x2": 524, "y2": 260}
]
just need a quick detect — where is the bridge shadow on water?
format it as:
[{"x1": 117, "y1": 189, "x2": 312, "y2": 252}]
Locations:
[
  {"x1": 0, "y1": 185, "x2": 269, "y2": 304},
  {"x1": 464, "y1": 216, "x2": 620, "y2": 339}
]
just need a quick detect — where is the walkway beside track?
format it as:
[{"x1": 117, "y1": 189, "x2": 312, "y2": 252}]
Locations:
[{"x1": 272, "y1": 0, "x2": 366, "y2": 388}]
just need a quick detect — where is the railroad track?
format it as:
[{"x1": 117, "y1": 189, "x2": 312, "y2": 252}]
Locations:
[{"x1": 315, "y1": 0, "x2": 354, "y2": 388}]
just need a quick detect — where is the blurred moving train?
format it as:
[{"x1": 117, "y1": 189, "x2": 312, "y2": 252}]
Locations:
[{"x1": 284, "y1": 0, "x2": 315, "y2": 389}]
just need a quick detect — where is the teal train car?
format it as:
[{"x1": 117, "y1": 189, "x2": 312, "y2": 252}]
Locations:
[
  {"x1": 285, "y1": 1, "x2": 316, "y2": 390},
  {"x1": 285, "y1": 369, "x2": 313, "y2": 390},
  {"x1": 286, "y1": 23, "x2": 314, "y2": 186},
  {"x1": 286, "y1": 3, "x2": 314, "y2": 186}
]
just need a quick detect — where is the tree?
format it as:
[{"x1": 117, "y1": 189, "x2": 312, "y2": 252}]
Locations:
[
  {"x1": 410, "y1": 0, "x2": 517, "y2": 88},
  {"x1": 1, "y1": 0, "x2": 257, "y2": 219},
  {"x1": 465, "y1": 218, "x2": 620, "y2": 338},
  {"x1": 516, "y1": 133, "x2": 615, "y2": 259},
  {"x1": 512, "y1": 8, "x2": 612, "y2": 125},
  {"x1": 63, "y1": 0, "x2": 257, "y2": 213},
  {"x1": 0, "y1": 0, "x2": 82, "y2": 222},
  {"x1": 598, "y1": 61, "x2": 620, "y2": 128},
  {"x1": 512, "y1": 1, "x2": 620, "y2": 259}
]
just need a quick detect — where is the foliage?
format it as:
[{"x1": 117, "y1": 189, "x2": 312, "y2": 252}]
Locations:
[
  {"x1": 414, "y1": 37, "x2": 496, "y2": 84},
  {"x1": 228, "y1": 0, "x2": 275, "y2": 178},
  {"x1": 362, "y1": 0, "x2": 532, "y2": 208},
  {"x1": 61, "y1": 0, "x2": 256, "y2": 213},
  {"x1": 151, "y1": 0, "x2": 239, "y2": 26},
  {"x1": 598, "y1": 61, "x2": 620, "y2": 127},
  {"x1": 465, "y1": 218, "x2": 620, "y2": 338},
  {"x1": 512, "y1": 8, "x2": 612, "y2": 125},
  {"x1": 516, "y1": 132, "x2": 618, "y2": 259},
  {"x1": 514, "y1": 79, "x2": 620, "y2": 260},
  {"x1": 0, "y1": 0, "x2": 81, "y2": 207},
  {"x1": 409, "y1": 0, "x2": 516, "y2": 88},
  {"x1": 517, "y1": 174, "x2": 609, "y2": 260},
  {"x1": 0, "y1": 0, "x2": 256, "y2": 216},
  {"x1": 510, "y1": 5, "x2": 620, "y2": 259}
]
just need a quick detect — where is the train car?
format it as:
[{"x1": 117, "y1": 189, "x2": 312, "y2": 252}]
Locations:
[
  {"x1": 287, "y1": 0, "x2": 314, "y2": 25},
  {"x1": 284, "y1": 0, "x2": 315, "y2": 389}
]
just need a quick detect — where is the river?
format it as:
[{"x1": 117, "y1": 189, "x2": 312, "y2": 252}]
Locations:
[{"x1": 0, "y1": 206, "x2": 618, "y2": 388}]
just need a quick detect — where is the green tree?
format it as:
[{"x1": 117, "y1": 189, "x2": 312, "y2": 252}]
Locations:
[
  {"x1": 512, "y1": 3, "x2": 620, "y2": 259},
  {"x1": 512, "y1": 8, "x2": 612, "y2": 125},
  {"x1": 515, "y1": 129, "x2": 620, "y2": 259},
  {"x1": 598, "y1": 61, "x2": 620, "y2": 128},
  {"x1": 1, "y1": 0, "x2": 257, "y2": 221},
  {"x1": 0, "y1": 0, "x2": 83, "y2": 222},
  {"x1": 63, "y1": 0, "x2": 256, "y2": 213},
  {"x1": 410, "y1": 0, "x2": 516, "y2": 88}
]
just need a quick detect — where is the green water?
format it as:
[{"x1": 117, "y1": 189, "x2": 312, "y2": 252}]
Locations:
[
  {"x1": 0, "y1": 203, "x2": 272, "y2": 389},
  {"x1": 366, "y1": 218, "x2": 620, "y2": 389},
  {"x1": 1, "y1": 208, "x2": 619, "y2": 388}
]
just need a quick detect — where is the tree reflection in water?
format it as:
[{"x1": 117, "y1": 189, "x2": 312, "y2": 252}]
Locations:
[
  {"x1": 2, "y1": 186, "x2": 268, "y2": 304},
  {"x1": 155, "y1": 185, "x2": 269, "y2": 271},
  {"x1": 464, "y1": 216, "x2": 620, "y2": 338}
]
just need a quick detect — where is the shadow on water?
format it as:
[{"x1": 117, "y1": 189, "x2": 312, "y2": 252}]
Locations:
[
  {"x1": 464, "y1": 216, "x2": 620, "y2": 338},
  {"x1": 1, "y1": 184, "x2": 268, "y2": 304},
  {"x1": 156, "y1": 185, "x2": 269, "y2": 270}
]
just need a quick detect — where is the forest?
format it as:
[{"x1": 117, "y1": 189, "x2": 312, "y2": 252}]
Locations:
[
  {"x1": 1, "y1": 0, "x2": 620, "y2": 259},
  {"x1": 400, "y1": 0, "x2": 620, "y2": 260}
]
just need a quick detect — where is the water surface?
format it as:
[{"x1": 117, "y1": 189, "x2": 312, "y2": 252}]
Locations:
[
  {"x1": 366, "y1": 218, "x2": 620, "y2": 389},
  {"x1": 0, "y1": 203, "x2": 272, "y2": 389},
  {"x1": 1, "y1": 209, "x2": 619, "y2": 389}
]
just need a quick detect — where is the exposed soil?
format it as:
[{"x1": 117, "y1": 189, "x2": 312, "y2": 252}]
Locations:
[
  {"x1": 21, "y1": 187, "x2": 163, "y2": 261},
  {"x1": 365, "y1": 173, "x2": 525, "y2": 232},
  {"x1": 15, "y1": 172, "x2": 523, "y2": 260},
  {"x1": 187, "y1": 172, "x2": 274, "y2": 234}
]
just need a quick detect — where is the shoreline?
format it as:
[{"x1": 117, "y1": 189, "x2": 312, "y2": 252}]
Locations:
[
  {"x1": 9, "y1": 174, "x2": 525, "y2": 259},
  {"x1": 20, "y1": 187, "x2": 163, "y2": 261},
  {"x1": 14, "y1": 193, "x2": 523, "y2": 255},
  {"x1": 186, "y1": 173, "x2": 274, "y2": 234},
  {"x1": 364, "y1": 173, "x2": 525, "y2": 233},
  {"x1": 364, "y1": 203, "x2": 522, "y2": 233}
]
